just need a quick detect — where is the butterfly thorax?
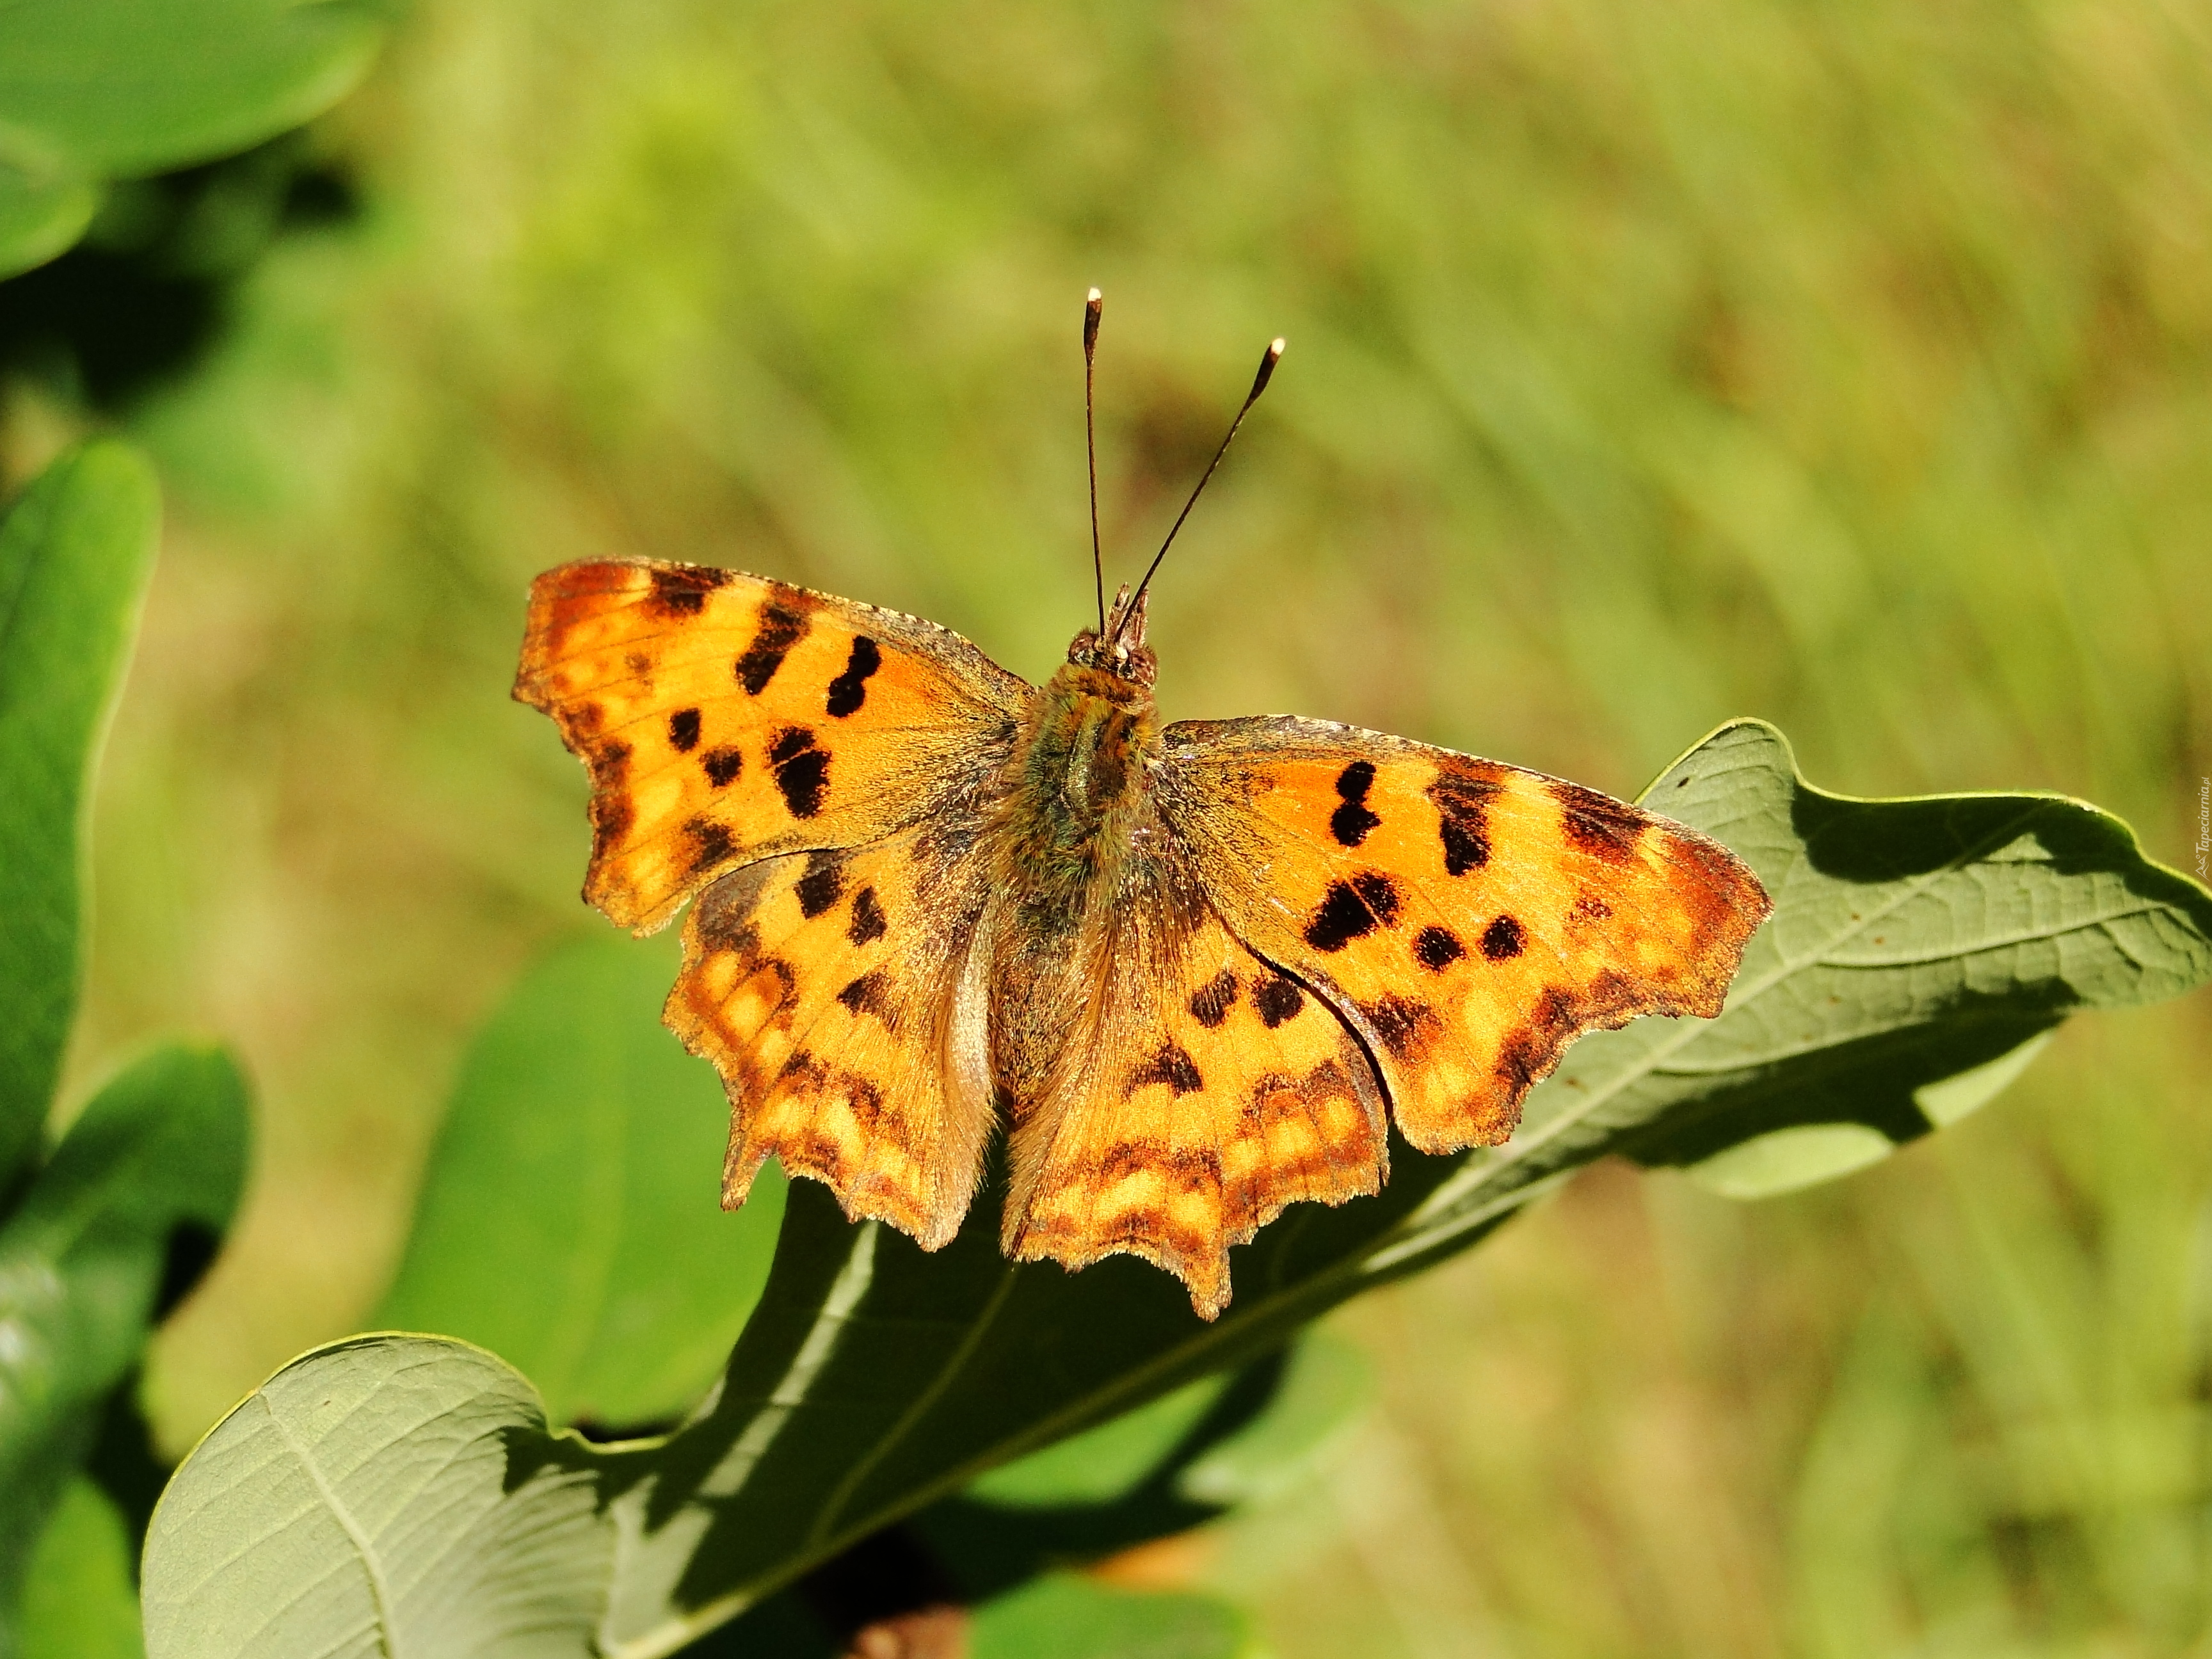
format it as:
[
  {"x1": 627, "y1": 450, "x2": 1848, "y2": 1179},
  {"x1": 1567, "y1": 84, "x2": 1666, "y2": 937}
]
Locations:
[{"x1": 997, "y1": 661, "x2": 1160, "y2": 925}]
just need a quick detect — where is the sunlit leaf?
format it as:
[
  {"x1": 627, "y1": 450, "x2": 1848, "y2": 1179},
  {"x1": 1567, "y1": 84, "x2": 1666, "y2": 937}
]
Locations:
[
  {"x1": 140, "y1": 1336, "x2": 612, "y2": 1659},
  {"x1": 0, "y1": 442, "x2": 159, "y2": 1193}
]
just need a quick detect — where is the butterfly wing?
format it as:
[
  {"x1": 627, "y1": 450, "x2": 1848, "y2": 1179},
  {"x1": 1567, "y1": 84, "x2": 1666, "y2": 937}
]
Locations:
[
  {"x1": 1155, "y1": 717, "x2": 1770, "y2": 1154},
  {"x1": 516, "y1": 559, "x2": 1027, "y2": 933},
  {"x1": 667, "y1": 815, "x2": 997, "y2": 1247},
  {"x1": 1000, "y1": 856, "x2": 1388, "y2": 1318},
  {"x1": 518, "y1": 557, "x2": 1026, "y2": 1244}
]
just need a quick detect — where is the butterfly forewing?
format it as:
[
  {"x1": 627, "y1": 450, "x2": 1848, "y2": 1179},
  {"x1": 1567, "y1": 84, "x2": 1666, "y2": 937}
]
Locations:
[
  {"x1": 1002, "y1": 869, "x2": 1387, "y2": 1318},
  {"x1": 1158, "y1": 717, "x2": 1771, "y2": 1153},
  {"x1": 515, "y1": 559, "x2": 1025, "y2": 933}
]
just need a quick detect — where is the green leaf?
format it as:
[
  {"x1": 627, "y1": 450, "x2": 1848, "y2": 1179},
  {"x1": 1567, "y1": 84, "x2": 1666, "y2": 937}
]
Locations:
[
  {"x1": 1172, "y1": 1333, "x2": 1369, "y2": 1508},
  {"x1": 144, "y1": 721, "x2": 2212, "y2": 1657},
  {"x1": 374, "y1": 933, "x2": 787, "y2": 1430},
  {"x1": 0, "y1": 442, "x2": 159, "y2": 1196},
  {"x1": 0, "y1": 0, "x2": 390, "y2": 181},
  {"x1": 910, "y1": 1336, "x2": 1369, "y2": 1607},
  {"x1": 963, "y1": 1373, "x2": 1235, "y2": 1511},
  {"x1": 959, "y1": 1332, "x2": 1366, "y2": 1512},
  {"x1": 140, "y1": 1336, "x2": 613, "y2": 1659},
  {"x1": 0, "y1": 1043, "x2": 249, "y2": 1633},
  {"x1": 18, "y1": 1479, "x2": 141, "y2": 1659},
  {"x1": 1534, "y1": 719, "x2": 2212, "y2": 1198},
  {"x1": 967, "y1": 1576, "x2": 1247, "y2": 1659},
  {"x1": 0, "y1": 158, "x2": 99, "y2": 280}
]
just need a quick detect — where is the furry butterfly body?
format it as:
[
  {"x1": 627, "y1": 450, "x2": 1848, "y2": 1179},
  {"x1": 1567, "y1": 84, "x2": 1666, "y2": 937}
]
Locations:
[{"x1": 517, "y1": 562, "x2": 1770, "y2": 1317}]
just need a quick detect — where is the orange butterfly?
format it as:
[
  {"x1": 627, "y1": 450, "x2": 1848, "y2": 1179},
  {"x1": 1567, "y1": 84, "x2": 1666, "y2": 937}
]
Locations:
[{"x1": 515, "y1": 296, "x2": 1770, "y2": 1318}]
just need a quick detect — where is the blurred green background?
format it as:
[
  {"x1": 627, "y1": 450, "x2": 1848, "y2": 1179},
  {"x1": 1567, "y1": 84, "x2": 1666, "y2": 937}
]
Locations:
[{"x1": 5, "y1": 0, "x2": 2210, "y2": 1652}]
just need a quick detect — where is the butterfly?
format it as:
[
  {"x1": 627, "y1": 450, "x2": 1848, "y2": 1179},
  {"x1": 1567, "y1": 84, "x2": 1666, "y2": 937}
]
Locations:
[{"x1": 515, "y1": 295, "x2": 1771, "y2": 1319}]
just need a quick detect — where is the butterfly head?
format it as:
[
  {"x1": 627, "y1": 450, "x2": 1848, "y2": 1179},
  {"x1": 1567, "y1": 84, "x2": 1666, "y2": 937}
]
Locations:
[{"x1": 1064, "y1": 582, "x2": 1156, "y2": 687}]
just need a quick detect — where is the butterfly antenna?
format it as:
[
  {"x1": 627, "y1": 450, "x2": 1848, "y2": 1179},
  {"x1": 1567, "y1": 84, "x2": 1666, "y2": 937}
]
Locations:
[
  {"x1": 1084, "y1": 288, "x2": 1106, "y2": 637},
  {"x1": 1110, "y1": 335, "x2": 1285, "y2": 647}
]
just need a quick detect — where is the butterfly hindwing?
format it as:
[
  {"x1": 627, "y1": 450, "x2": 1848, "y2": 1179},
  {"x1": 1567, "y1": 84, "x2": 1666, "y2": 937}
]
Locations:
[
  {"x1": 515, "y1": 559, "x2": 1025, "y2": 933},
  {"x1": 1001, "y1": 862, "x2": 1387, "y2": 1318},
  {"x1": 666, "y1": 817, "x2": 998, "y2": 1248},
  {"x1": 1158, "y1": 717, "x2": 1771, "y2": 1154}
]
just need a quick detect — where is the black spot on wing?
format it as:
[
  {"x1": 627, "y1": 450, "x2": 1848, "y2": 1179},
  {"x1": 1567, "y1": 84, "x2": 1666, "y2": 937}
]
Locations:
[
  {"x1": 1304, "y1": 885, "x2": 1372, "y2": 952},
  {"x1": 794, "y1": 850, "x2": 847, "y2": 918},
  {"x1": 684, "y1": 815, "x2": 735, "y2": 875},
  {"x1": 591, "y1": 739, "x2": 631, "y2": 790},
  {"x1": 824, "y1": 636, "x2": 883, "y2": 717},
  {"x1": 1429, "y1": 771, "x2": 1502, "y2": 876},
  {"x1": 696, "y1": 910, "x2": 759, "y2": 959},
  {"x1": 1329, "y1": 760, "x2": 1382, "y2": 847},
  {"x1": 1189, "y1": 970, "x2": 1238, "y2": 1029},
  {"x1": 842, "y1": 1071, "x2": 908, "y2": 1146},
  {"x1": 668, "y1": 708, "x2": 701, "y2": 752},
  {"x1": 647, "y1": 565, "x2": 728, "y2": 616},
  {"x1": 702, "y1": 746, "x2": 744, "y2": 788},
  {"x1": 1302, "y1": 872, "x2": 1402, "y2": 952},
  {"x1": 835, "y1": 969, "x2": 897, "y2": 1027},
  {"x1": 734, "y1": 602, "x2": 809, "y2": 696},
  {"x1": 847, "y1": 885, "x2": 888, "y2": 946},
  {"x1": 1361, "y1": 995, "x2": 1438, "y2": 1061},
  {"x1": 767, "y1": 726, "x2": 830, "y2": 819},
  {"x1": 1352, "y1": 872, "x2": 1400, "y2": 921},
  {"x1": 589, "y1": 789, "x2": 634, "y2": 859},
  {"x1": 1414, "y1": 926, "x2": 1465, "y2": 970},
  {"x1": 1253, "y1": 974, "x2": 1306, "y2": 1027},
  {"x1": 1496, "y1": 986, "x2": 1578, "y2": 1093},
  {"x1": 581, "y1": 731, "x2": 630, "y2": 851},
  {"x1": 1553, "y1": 781, "x2": 1647, "y2": 863},
  {"x1": 1128, "y1": 1041, "x2": 1204, "y2": 1097},
  {"x1": 1481, "y1": 914, "x2": 1526, "y2": 960}
]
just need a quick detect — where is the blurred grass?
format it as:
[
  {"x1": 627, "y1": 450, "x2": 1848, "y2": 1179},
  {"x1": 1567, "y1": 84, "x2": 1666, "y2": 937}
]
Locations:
[{"x1": 3, "y1": 0, "x2": 2209, "y2": 1650}]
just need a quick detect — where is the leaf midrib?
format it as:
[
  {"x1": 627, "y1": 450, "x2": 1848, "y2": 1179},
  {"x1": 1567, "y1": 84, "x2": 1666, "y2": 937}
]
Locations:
[
  {"x1": 1815, "y1": 897, "x2": 2175, "y2": 968},
  {"x1": 262, "y1": 1391, "x2": 403, "y2": 1659},
  {"x1": 803, "y1": 1265, "x2": 1020, "y2": 1551}
]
